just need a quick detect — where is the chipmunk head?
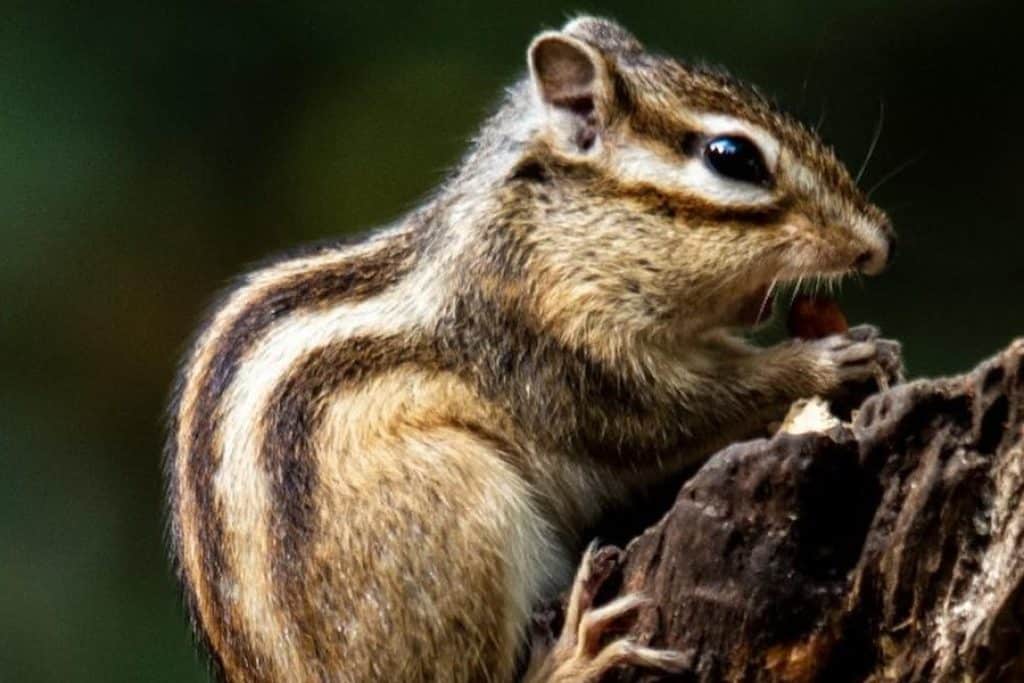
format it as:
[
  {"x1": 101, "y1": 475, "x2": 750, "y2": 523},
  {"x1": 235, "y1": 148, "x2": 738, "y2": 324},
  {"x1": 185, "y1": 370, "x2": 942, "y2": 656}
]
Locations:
[{"x1": 497, "y1": 16, "x2": 894, "y2": 349}]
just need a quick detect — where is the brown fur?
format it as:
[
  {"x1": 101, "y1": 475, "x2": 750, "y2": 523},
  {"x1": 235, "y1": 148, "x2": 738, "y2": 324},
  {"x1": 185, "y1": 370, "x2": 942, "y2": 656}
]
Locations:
[{"x1": 166, "y1": 16, "x2": 896, "y2": 682}]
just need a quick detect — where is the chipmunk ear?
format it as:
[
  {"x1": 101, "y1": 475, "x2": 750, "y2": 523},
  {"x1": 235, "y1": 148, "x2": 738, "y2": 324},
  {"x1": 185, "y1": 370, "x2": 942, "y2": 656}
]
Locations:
[{"x1": 528, "y1": 32, "x2": 611, "y2": 151}]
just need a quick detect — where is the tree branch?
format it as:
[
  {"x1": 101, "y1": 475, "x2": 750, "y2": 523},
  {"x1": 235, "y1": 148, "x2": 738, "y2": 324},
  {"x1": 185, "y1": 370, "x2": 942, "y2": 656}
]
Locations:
[{"x1": 538, "y1": 338, "x2": 1024, "y2": 682}]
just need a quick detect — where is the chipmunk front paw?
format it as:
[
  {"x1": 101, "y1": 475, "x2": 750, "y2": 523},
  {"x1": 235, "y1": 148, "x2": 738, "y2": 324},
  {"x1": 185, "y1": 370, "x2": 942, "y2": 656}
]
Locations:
[{"x1": 812, "y1": 324, "x2": 904, "y2": 392}]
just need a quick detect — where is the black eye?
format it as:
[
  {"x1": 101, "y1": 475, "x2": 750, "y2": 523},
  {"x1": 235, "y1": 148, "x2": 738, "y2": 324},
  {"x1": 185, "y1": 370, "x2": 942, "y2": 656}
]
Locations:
[{"x1": 703, "y1": 135, "x2": 772, "y2": 187}]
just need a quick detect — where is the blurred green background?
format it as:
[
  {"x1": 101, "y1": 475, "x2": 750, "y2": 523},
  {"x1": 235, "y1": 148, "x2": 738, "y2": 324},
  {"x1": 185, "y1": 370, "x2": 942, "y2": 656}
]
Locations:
[{"x1": 2, "y1": 1, "x2": 1021, "y2": 680}]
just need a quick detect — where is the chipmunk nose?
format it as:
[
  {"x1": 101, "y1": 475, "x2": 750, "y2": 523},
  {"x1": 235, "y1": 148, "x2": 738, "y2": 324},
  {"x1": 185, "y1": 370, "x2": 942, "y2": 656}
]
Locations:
[
  {"x1": 884, "y1": 232, "x2": 897, "y2": 268},
  {"x1": 854, "y1": 231, "x2": 895, "y2": 275}
]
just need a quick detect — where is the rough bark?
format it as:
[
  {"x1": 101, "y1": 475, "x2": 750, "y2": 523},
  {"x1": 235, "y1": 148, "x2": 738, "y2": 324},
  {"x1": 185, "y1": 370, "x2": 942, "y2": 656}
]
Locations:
[{"x1": 538, "y1": 338, "x2": 1024, "y2": 682}]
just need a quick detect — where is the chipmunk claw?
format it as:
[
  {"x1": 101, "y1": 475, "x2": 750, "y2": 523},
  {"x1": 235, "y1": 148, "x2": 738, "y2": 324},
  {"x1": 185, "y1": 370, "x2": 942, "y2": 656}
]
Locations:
[{"x1": 525, "y1": 542, "x2": 690, "y2": 682}]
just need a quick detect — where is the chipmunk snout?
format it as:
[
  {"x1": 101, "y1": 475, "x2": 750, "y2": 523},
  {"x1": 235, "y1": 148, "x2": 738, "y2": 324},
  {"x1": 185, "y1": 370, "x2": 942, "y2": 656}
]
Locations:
[{"x1": 854, "y1": 222, "x2": 895, "y2": 276}]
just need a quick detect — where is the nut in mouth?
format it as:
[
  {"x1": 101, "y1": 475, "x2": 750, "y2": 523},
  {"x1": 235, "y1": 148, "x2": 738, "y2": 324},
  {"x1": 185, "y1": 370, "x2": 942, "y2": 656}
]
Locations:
[{"x1": 735, "y1": 274, "x2": 851, "y2": 339}]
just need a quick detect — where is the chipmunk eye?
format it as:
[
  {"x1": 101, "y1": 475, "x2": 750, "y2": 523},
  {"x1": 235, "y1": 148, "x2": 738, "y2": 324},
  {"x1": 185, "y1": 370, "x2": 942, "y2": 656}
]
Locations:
[{"x1": 703, "y1": 135, "x2": 772, "y2": 187}]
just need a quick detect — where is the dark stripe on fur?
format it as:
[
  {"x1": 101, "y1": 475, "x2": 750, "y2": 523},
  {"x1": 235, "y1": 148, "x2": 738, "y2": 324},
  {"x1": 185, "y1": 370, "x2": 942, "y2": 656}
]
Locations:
[
  {"x1": 602, "y1": 179, "x2": 789, "y2": 226},
  {"x1": 163, "y1": 376, "x2": 231, "y2": 682},
  {"x1": 526, "y1": 153, "x2": 788, "y2": 227},
  {"x1": 179, "y1": 231, "x2": 417, "y2": 680},
  {"x1": 260, "y1": 334, "x2": 437, "y2": 671}
]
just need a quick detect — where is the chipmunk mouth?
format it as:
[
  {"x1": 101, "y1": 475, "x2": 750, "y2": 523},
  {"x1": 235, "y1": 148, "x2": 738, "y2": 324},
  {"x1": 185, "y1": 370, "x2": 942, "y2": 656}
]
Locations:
[{"x1": 734, "y1": 273, "x2": 850, "y2": 337}]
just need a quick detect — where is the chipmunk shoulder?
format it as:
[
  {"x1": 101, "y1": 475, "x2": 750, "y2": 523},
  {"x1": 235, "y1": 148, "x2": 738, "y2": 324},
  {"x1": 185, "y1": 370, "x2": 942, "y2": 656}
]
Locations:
[{"x1": 167, "y1": 16, "x2": 899, "y2": 682}]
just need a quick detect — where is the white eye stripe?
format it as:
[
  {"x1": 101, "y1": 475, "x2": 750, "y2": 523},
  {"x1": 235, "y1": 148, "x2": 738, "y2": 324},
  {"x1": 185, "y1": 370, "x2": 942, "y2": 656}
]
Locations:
[
  {"x1": 607, "y1": 113, "x2": 788, "y2": 208},
  {"x1": 611, "y1": 141, "x2": 777, "y2": 208}
]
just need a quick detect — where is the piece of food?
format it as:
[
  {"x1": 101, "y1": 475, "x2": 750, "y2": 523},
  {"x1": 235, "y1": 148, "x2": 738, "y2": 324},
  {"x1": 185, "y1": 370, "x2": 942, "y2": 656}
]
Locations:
[{"x1": 787, "y1": 295, "x2": 849, "y2": 339}]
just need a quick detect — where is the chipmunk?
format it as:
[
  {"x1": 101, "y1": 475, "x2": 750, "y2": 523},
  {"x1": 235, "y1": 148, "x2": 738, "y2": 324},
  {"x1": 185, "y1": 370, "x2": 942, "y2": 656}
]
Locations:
[{"x1": 166, "y1": 16, "x2": 900, "y2": 682}]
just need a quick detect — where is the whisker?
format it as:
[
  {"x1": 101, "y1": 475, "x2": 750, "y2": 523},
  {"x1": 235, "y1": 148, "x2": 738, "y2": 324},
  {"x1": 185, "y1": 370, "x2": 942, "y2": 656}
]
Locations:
[
  {"x1": 868, "y1": 154, "x2": 923, "y2": 198},
  {"x1": 756, "y1": 277, "x2": 778, "y2": 325},
  {"x1": 790, "y1": 275, "x2": 805, "y2": 305},
  {"x1": 797, "y1": 26, "x2": 831, "y2": 116},
  {"x1": 814, "y1": 102, "x2": 828, "y2": 134},
  {"x1": 856, "y1": 99, "x2": 885, "y2": 184},
  {"x1": 798, "y1": 78, "x2": 811, "y2": 114}
]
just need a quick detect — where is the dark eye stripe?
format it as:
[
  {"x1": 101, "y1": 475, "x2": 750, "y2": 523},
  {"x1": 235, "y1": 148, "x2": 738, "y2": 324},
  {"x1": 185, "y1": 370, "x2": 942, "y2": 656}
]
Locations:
[
  {"x1": 678, "y1": 131, "x2": 703, "y2": 157},
  {"x1": 702, "y1": 135, "x2": 773, "y2": 187}
]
